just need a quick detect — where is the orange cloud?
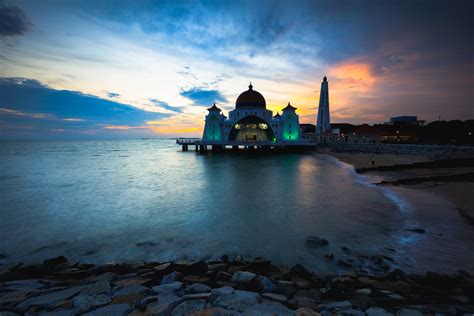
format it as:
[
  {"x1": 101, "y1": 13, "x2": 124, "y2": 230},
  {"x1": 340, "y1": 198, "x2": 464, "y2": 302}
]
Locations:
[{"x1": 329, "y1": 62, "x2": 376, "y2": 93}]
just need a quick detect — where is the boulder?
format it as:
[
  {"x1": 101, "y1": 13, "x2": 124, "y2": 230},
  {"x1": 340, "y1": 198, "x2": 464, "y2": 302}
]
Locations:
[
  {"x1": 145, "y1": 293, "x2": 183, "y2": 315},
  {"x1": 162, "y1": 271, "x2": 182, "y2": 284},
  {"x1": 257, "y1": 276, "x2": 276, "y2": 293},
  {"x1": 290, "y1": 264, "x2": 312, "y2": 279},
  {"x1": 152, "y1": 281, "x2": 183, "y2": 294},
  {"x1": 112, "y1": 285, "x2": 148, "y2": 298},
  {"x1": 186, "y1": 283, "x2": 211, "y2": 294},
  {"x1": 43, "y1": 256, "x2": 68, "y2": 268},
  {"x1": 366, "y1": 307, "x2": 394, "y2": 316},
  {"x1": 243, "y1": 300, "x2": 295, "y2": 316},
  {"x1": 305, "y1": 236, "x2": 329, "y2": 248},
  {"x1": 73, "y1": 294, "x2": 111, "y2": 313},
  {"x1": 81, "y1": 281, "x2": 111, "y2": 295},
  {"x1": 17, "y1": 285, "x2": 85, "y2": 309},
  {"x1": 212, "y1": 286, "x2": 235, "y2": 296},
  {"x1": 295, "y1": 307, "x2": 321, "y2": 316},
  {"x1": 171, "y1": 299, "x2": 207, "y2": 316},
  {"x1": 262, "y1": 292, "x2": 288, "y2": 304},
  {"x1": 213, "y1": 291, "x2": 260, "y2": 312},
  {"x1": 317, "y1": 300, "x2": 352, "y2": 311},
  {"x1": 82, "y1": 303, "x2": 131, "y2": 316},
  {"x1": 231, "y1": 271, "x2": 256, "y2": 284}
]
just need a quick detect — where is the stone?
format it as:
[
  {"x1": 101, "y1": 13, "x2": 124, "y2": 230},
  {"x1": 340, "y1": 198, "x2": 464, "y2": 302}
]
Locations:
[
  {"x1": 182, "y1": 261, "x2": 208, "y2": 276},
  {"x1": 90, "y1": 272, "x2": 117, "y2": 282},
  {"x1": 277, "y1": 280, "x2": 296, "y2": 297},
  {"x1": 262, "y1": 292, "x2": 288, "y2": 304},
  {"x1": 145, "y1": 293, "x2": 182, "y2": 315},
  {"x1": 81, "y1": 281, "x2": 111, "y2": 295},
  {"x1": 230, "y1": 271, "x2": 256, "y2": 284},
  {"x1": 295, "y1": 307, "x2": 321, "y2": 316},
  {"x1": 306, "y1": 236, "x2": 329, "y2": 248},
  {"x1": 213, "y1": 291, "x2": 259, "y2": 312},
  {"x1": 186, "y1": 283, "x2": 211, "y2": 294},
  {"x1": 217, "y1": 271, "x2": 232, "y2": 281},
  {"x1": 111, "y1": 292, "x2": 145, "y2": 304},
  {"x1": 189, "y1": 307, "x2": 236, "y2": 315},
  {"x1": 112, "y1": 284, "x2": 148, "y2": 298},
  {"x1": 395, "y1": 308, "x2": 423, "y2": 316},
  {"x1": 317, "y1": 301, "x2": 352, "y2": 311},
  {"x1": 37, "y1": 310, "x2": 75, "y2": 316},
  {"x1": 292, "y1": 277, "x2": 312, "y2": 290},
  {"x1": 290, "y1": 264, "x2": 312, "y2": 279},
  {"x1": 366, "y1": 307, "x2": 394, "y2": 316},
  {"x1": 212, "y1": 286, "x2": 234, "y2": 296},
  {"x1": 154, "y1": 262, "x2": 172, "y2": 272},
  {"x1": 336, "y1": 309, "x2": 365, "y2": 316},
  {"x1": 114, "y1": 278, "x2": 150, "y2": 288},
  {"x1": 171, "y1": 299, "x2": 207, "y2": 316},
  {"x1": 162, "y1": 271, "x2": 181, "y2": 284},
  {"x1": 257, "y1": 275, "x2": 277, "y2": 293},
  {"x1": 82, "y1": 303, "x2": 131, "y2": 316},
  {"x1": 293, "y1": 289, "x2": 321, "y2": 305},
  {"x1": 355, "y1": 288, "x2": 371, "y2": 295},
  {"x1": 114, "y1": 272, "x2": 138, "y2": 281},
  {"x1": 152, "y1": 281, "x2": 184, "y2": 294},
  {"x1": 243, "y1": 300, "x2": 295, "y2": 315},
  {"x1": 183, "y1": 293, "x2": 213, "y2": 300},
  {"x1": 43, "y1": 256, "x2": 68, "y2": 268},
  {"x1": 16, "y1": 285, "x2": 85, "y2": 309},
  {"x1": 73, "y1": 294, "x2": 111, "y2": 313}
]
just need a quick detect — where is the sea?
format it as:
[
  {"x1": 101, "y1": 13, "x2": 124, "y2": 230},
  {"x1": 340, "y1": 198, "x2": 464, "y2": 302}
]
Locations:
[{"x1": 1, "y1": 139, "x2": 473, "y2": 274}]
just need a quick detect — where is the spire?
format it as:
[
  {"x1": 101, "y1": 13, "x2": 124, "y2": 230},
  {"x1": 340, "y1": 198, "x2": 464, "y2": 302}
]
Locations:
[
  {"x1": 249, "y1": 82, "x2": 253, "y2": 90},
  {"x1": 323, "y1": 76, "x2": 327, "y2": 82}
]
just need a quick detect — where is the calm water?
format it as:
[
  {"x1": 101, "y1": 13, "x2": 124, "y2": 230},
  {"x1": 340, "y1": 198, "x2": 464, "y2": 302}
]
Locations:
[{"x1": 1, "y1": 140, "x2": 473, "y2": 274}]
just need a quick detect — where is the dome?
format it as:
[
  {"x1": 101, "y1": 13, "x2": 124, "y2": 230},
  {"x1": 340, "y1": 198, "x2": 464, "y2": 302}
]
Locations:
[{"x1": 236, "y1": 83, "x2": 266, "y2": 109}]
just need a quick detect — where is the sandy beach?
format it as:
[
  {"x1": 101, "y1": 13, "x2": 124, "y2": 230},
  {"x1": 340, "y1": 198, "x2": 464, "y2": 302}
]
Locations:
[{"x1": 322, "y1": 147, "x2": 474, "y2": 223}]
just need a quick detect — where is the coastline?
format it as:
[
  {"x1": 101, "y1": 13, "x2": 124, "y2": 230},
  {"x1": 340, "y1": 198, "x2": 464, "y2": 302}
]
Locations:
[
  {"x1": 1, "y1": 256, "x2": 473, "y2": 315},
  {"x1": 322, "y1": 148, "x2": 474, "y2": 224}
]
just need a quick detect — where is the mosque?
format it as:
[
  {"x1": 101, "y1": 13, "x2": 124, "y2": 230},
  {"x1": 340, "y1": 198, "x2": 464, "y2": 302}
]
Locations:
[
  {"x1": 201, "y1": 77, "x2": 330, "y2": 146},
  {"x1": 177, "y1": 76, "x2": 330, "y2": 150}
]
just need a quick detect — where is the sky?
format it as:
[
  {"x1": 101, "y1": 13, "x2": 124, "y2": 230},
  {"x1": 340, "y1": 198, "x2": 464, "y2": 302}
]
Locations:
[{"x1": 0, "y1": 0, "x2": 473, "y2": 139}]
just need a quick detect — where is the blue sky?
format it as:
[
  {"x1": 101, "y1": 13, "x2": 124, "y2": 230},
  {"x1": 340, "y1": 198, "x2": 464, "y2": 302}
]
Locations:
[{"x1": 0, "y1": 0, "x2": 473, "y2": 139}]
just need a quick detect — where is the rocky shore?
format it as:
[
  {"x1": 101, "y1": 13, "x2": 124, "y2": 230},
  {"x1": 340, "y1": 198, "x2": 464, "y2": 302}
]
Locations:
[{"x1": 1, "y1": 256, "x2": 473, "y2": 315}]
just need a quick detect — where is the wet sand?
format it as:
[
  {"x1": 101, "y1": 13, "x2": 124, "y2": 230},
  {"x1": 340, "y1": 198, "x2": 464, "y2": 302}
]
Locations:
[{"x1": 322, "y1": 147, "x2": 474, "y2": 224}]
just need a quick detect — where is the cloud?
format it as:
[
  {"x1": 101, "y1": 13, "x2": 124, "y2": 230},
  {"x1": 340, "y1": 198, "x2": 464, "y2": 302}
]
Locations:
[
  {"x1": 180, "y1": 87, "x2": 227, "y2": 106},
  {"x1": 149, "y1": 99, "x2": 183, "y2": 113},
  {"x1": 0, "y1": 2, "x2": 31, "y2": 36},
  {"x1": 0, "y1": 77, "x2": 171, "y2": 139},
  {"x1": 107, "y1": 92, "x2": 120, "y2": 98}
]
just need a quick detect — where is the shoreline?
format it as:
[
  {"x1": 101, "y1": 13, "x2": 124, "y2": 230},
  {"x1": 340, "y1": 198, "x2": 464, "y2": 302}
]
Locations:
[
  {"x1": 322, "y1": 148, "x2": 474, "y2": 224},
  {"x1": 1, "y1": 256, "x2": 473, "y2": 315}
]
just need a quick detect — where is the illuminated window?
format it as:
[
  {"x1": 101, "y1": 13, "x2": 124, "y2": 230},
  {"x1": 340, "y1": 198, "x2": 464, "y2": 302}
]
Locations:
[{"x1": 259, "y1": 123, "x2": 268, "y2": 129}]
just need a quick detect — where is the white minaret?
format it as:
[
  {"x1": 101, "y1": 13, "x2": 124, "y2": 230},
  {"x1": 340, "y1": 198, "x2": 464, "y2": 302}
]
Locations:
[{"x1": 316, "y1": 76, "x2": 330, "y2": 134}]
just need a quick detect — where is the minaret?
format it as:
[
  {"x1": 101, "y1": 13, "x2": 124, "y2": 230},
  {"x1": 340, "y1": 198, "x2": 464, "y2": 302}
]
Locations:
[{"x1": 316, "y1": 76, "x2": 330, "y2": 134}]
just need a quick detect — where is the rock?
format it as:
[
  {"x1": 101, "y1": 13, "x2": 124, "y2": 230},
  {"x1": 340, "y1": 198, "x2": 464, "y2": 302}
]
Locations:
[
  {"x1": 230, "y1": 271, "x2": 256, "y2": 284},
  {"x1": 405, "y1": 228, "x2": 426, "y2": 234},
  {"x1": 213, "y1": 291, "x2": 260, "y2": 312},
  {"x1": 37, "y1": 310, "x2": 75, "y2": 316},
  {"x1": 189, "y1": 306, "x2": 236, "y2": 315},
  {"x1": 171, "y1": 299, "x2": 207, "y2": 316},
  {"x1": 81, "y1": 281, "x2": 111, "y2": 295},
  {"x1": 182, "y1": 261, "x2": 208, "y2": 276},
  {"x1": 262, "y1": 292, "x2": 288, "y2": 304},
  {"x1": 293, "y1": 289, "x2": 321, "y2": 306},
  {"x1": 257, "y1": 276, "x2": 277, "y2": 293},
  {"x1": 111, "y1": 292, "x2": 145, "y2": 304},
  {"x1": 73, "y1": 294, "x2": 111, "y2": 313},
  {"x1": 152, "y1": 281, "x2": 184, "y2": 294},
  {"x1": 277, "y1": 280, "x2": 296, "y2": 297},
  {"x1": 114, "y1": 272, "x2": 138, "y2": 281},
  {"x1": 243, "y1": 300, "x2": 295, "y2": 315},
  {"x1": 17, "y1": 285, "x2": 85, "y2": 309},
  {"x1": 112, "y1": 284, "x2": 148, "y2": 298},
  {"x1": 82, "y1": 303, "x2": 131, "y2": 316},
  {"x1": 292, "y1": 277, "x2": 312, "y2": 290},
  {"x1": 154, "y1": 262, "x2": 172, "y2": 272},
  {"x1": 366, "y1": 307, "x2": 394, "y2": 316},
  {"x1": 90, "y1": 272, "x2": 117, "y2": 282},
  {"x1": 183, "y1": 293, "x2": 213, "y2": 300},
  {"x1": 295, "y1": 307, "x2": 321, "y2": 316},
  {"x1": 337, "y1": 309, "x2": 365, "y2": 316},
  {"x1": 355, "y1": 288, "x2": 371, "y2": 295},
  {"x1": 114, "y1": 278, "x2": 150, "y2": 288},
  {"x1": 306, "y1": 236, "x2": 329, "y2": 248},
  {"x1": 145, "y1": 293, "x2": 183, "y2": 315},
  {"x1": 395, "y1": 308, "x2": 423, "y2": 316},
  {"x1": 212, "y1": 286, "x2": 235, "y2": 296},
  {"x1": 162, "y1": 271, "x2": 181, "y2": 284},
  {"x1": 290, "y1": 264, "x2": 312, "y2": 279},
  {"x1": 317, "y1": 300, "x2": 352, "y2": 311},
  {"x1": 43, "y1": 256, "x2": 68, "y2": 268},
  {"x1": 379, "y1": 290, "x2": 405, "y2": 300},
  {"x1": 217, "y1": 271, "x2": 233, "y2": 281},
  {"x1": 186, "y1": 283, "x2": 211, "y2": 294}
]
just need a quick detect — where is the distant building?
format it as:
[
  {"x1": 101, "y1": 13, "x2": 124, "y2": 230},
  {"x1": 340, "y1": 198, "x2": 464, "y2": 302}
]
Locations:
[
  {"x1": 387, "y1": 116, "x2": 425, "y2": 126},
  {"x1": 202, "y1": 83, "x2": 301, "y2": 144},
  {"x1": 316, "y1": 76, "x2": 331, "y2": 134}
]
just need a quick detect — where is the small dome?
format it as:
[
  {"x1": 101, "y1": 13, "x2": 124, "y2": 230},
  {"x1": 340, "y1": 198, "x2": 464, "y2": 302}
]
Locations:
[{"x1": 236, "y1": 83, "x2": 266, "y2": 109}]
